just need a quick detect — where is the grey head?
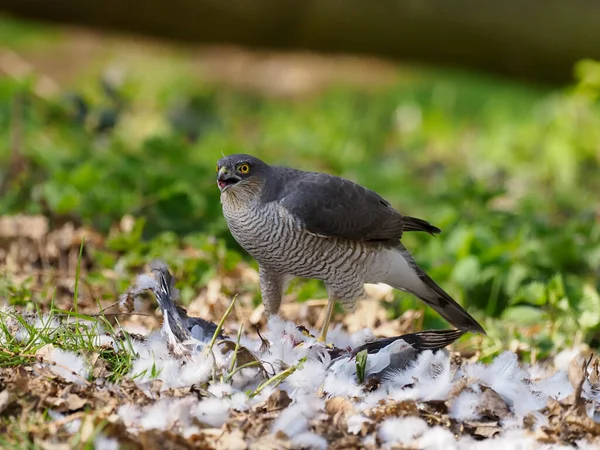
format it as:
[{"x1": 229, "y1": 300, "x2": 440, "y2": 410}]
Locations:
[{"x1": 216, "y1": 154, "x2": 273, "y2": 197}]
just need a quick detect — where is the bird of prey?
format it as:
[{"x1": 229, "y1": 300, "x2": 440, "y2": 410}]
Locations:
[{"x1": 216, "y1": 154, "x2": 485, "y2": 341}]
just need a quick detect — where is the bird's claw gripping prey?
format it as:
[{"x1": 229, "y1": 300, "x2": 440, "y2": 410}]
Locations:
[{"x1": 216, "y1": 154, "x2": 486, "y2": 341}]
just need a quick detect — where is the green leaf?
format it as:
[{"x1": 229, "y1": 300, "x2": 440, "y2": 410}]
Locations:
[
  {"x1": 501, "y1": 305, "x2": 546, "y2": 325},
  {"x1": 512, "y1": 281, "x2": 547, "y2": 307},
  {"x1": 504, "y1": 264, "x2": 530, "y2": 296},
  {"x1": 578, "y1": 284, "x2": 600, "y2": 330},
  {"x1": 451, "y1": 256, "x2": 480, "y2": 289},
  {"x1": 355, "y1": 350, "x2": 368, "y2": 384}
]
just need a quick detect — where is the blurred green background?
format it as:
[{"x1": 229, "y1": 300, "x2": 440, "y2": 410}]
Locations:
[{"x1": 1, "y1": 15, "x2": 600, "y2": 360}]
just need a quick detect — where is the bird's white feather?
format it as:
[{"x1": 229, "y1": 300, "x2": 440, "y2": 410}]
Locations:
[{"x1": 370, "y1": 247, "x2": 428, "y2": 297}]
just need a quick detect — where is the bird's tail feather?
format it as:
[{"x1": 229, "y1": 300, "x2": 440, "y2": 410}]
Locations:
[
  {"x1": 402, "y1": 216, "x2": 441, "y2": 235},
  {"x1": 415, "y1": 269, "x2": 486, "y2": 335},
  {"x1": 385, "y1": 245, "x2": 486, "y2": 335}
]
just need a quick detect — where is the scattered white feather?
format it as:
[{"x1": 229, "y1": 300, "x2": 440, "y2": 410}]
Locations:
[
  {"x1": 138, "y1": 401, "x2": 173, "y2": 430},
  {"x1": 119, "y1": 397, "x2": 198, "y2": 432},
  {"x1": 121, "y1": 323, "x2": 150, "y2": 335},
  {"x1": 323, "y1": 356, "x2": 363, "y2": 398},
  {"x1": 362, "y1": 433, "x2": 377, "y2": 447},
  {"x1": 209, "y1": 381, "x2": 235, "y2": 398},
  {"x1": 357, "y1": 388, "x2": 388, "y2": 409},
  {"x1": 229, "y1": 392, "x2": 250, "y2": 411},
  {"x1": 128, "y1": 330, "x2": 213, "y2": 391},
  {"x1": 195, "y1": 397, "x2": 231, "y2": 428},
  {"x1": 272, "y1": 397, "x2": 323, "y2": 438},
  {"x1": 386, "y1": 349, "x2": 453, "y2": 402},
  {"x1": 287, "y1": 359, "x2": 327, "y2": 396},
  {"x1": 350, "y1": 328, "x2": 376, "y2": 348},
  {"x1": 576, "y1": 438, "x2": 600, "y2": 450},
  {"x1": 378, "y1": 416, "x2": 429, "y2": 446},
  {"x1": 264, "y1": 315, "x2": 306, "y2": 348},
  {"x1": 94, "y1": 434, "x2": 120, "y2": 450},
  {"x1": 327, "y1": 323, "x2": 374, "y2": 349},
  {"x1": 92, "y1": 334, "x2": 117, "y2": 350},
  {"x1": 47, "y1": 347, "x2": 89, "y2": 385},
  {"x1": 586, "y1": 403, "x2": 600, "y2": 423},
  {"x1": 458, "y1": 428, "x2": 573, "y2": 450},
  {"x1": 449, "y1": 390, "x2": 481, "y2": 421},
  {"x1": 464, "y1": 351, "x2": 546, "y2": 419},
  {"x1": 528, "y1": 361, "x2": 554, "y2": 380},
  {"x1": 416, "y1": 426, "x2": 458, "y2": 450},
  {"x1": 12, "y1": 313, "x2": 62, "y2": 344},
  {"x1": 48, "y1": 409, "x2": 82, "y2": 434},
  {"x1": 347, "y1": 414, "x2": 371, "y2": 435},
  {"x1": 554, "y1": 347, "x2": 582, "y2": 372},
  {"x1": 135, "y1": 274, "x2": 158, "y2": 291},
  {"x1": 291, "y1": 432, "x2": 328, "y2": 450},
  {"x1": 7, "y1": 307, "x2": 600, "y2": 448},
  {"x1": 534, "y1": 370, "x2": 573, "y2": 401},
  {"x1": 118, "y1": 404, "x2": 142, "y2": 429},
  {"x1": 154, "y1": 398, "x2": 191, "y2": 430},
  {"x1": 33, "y1": 314, "x2": 62, "y2": 331}
]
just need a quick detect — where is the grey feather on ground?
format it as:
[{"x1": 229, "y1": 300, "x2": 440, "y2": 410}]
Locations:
[
  {"x1": 150, "y1": 260, "x2": 224, "y2": 342},
  {"x1": 352, "y1": 329, "x2": 465, "y2": 382},
  {"x1": 350, "y1": 329, "x2": 466, "y2": 356}
]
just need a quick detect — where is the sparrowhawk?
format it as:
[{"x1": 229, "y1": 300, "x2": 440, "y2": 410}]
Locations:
[{"x1": 216, "y1": 154, "x2": 485, "y2": 341}]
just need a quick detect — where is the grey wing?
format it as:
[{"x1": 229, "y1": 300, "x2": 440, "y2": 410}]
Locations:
[
  {"x1": 351, "y1": 329, "x2": 466, "y2": 356},
  {"x1": 279, "y1": 172, "x2": 439, "y2": 241}
]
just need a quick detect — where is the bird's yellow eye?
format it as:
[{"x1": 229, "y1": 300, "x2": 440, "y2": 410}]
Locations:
[{"x1": 238, "y1": 164, "x2": 250, "y2": 174}]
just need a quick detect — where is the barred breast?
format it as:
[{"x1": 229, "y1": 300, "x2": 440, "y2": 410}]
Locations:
[{"x1": 222, "y1": 197, "x2": 392, "y2": 309}]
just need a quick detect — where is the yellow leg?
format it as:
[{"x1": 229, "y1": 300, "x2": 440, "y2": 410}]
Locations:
[{"x1": 318, "y1": 297, "x2": 335, "y2": 342}]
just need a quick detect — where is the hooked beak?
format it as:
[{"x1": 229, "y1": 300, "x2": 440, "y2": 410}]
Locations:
[{"x1": 217, "y1": 166, "x2": 240, "y2": 192}]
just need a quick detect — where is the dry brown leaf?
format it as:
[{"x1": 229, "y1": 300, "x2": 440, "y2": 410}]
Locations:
[
  {"x1": 326, "y1": 396, "x2": 357, "y2": 429},
  {"x1": 343, "y1": 298, "x2": 385, "y2": 334},
  {"x1": 464, "y1": 421, "x2": 502, "y2": 438},
  {"x1": 533, "y1": 427, "x2": 553, "y2": 443},
  {"x1": 218, "y1": 341, "x2": 265, "y2": 373},
  {"x1": 216, "y1": 429, "x2": 247, "y2": 450},
  {"x1": 36, "y1": 440, "x2": 71, "y2": 450},
  {"x1": 368, "y1": 400, "x2": 419, "y2": 421},
  {"x1": 266, "y1": 389, "x2": 292, "y2": 411},
  {"x1": 325, "y1": 397, "x2": 354, "y2": 416},
  {"x1": 477, "y1": 386, "x2": 511, "y2": 420},
  {"x1": 565, "y1": 411, "x2": 600, "y2": 433},
  {"x1": 448, "y1": 377, "x2": 471, "y2": 399},
  {"x1": 0, "y1": 215, "x2": 48, "y2": 241},
  {"x1": 249, "y1": 433, "x2": 291, "y2": 450},
  {"x1": 36, "y1": 343, "x2": 54, "y2": 359},
  {"x1": 568, "y1": 354, "x2": 594, "y2": 410},
  {"x1": 474, "y1": 424, "x2": 501, "y2": 438},
  {"x1": 51, "y1": 393, "x2": 87, "y2": 412},
  {"x1": 67, "y1": 394, "x2": 87, "y2": 410}
]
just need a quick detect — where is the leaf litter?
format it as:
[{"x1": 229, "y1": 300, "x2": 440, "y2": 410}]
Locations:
[{"x1": 1, "y1": 220, "x2": 600, "y2": 448}]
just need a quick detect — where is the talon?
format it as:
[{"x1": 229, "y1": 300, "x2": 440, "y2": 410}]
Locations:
[
  {"x1": 297, "y1": 325, "x2": 314, "y2": 338},
  {"x1": 316, "y1": 335, "x2": 334, "y2": 348}
]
